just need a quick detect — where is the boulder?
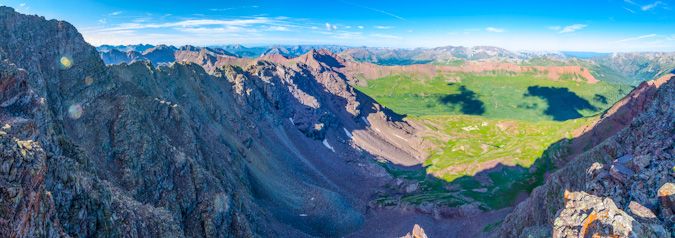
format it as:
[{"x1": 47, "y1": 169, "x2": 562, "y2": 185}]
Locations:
[
  {"x1": 628, "y1": 201, "x2": 659, "y2": 224},
  {"x1": 659, "y1": 183, "x2": 675, "y2": 217},
  {"x1": 553, "y1": 191, "x2": 664, "y2": 238},
  {"x1": 615, "y1": 154, "x2": 633, "y2": 165},
  {"x1": 631, "y1": 155, "x2": 652, "y2": 172},
  {"x1": 609, "y1": 164, "x2": 634, "y2": 183},
  {"x1": 401, "y1": 224, "x2": 428, "y2": 238}
]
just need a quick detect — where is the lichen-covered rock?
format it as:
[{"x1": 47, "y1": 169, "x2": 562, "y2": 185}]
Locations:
[
  {"x1": 553, "y1": 191, "x2": 666, "y2": 238},
  {"x1": 400, "y1": 224, "x2": 428, "y2": 238}
]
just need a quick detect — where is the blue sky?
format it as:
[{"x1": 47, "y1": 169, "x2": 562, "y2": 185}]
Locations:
[{"x1": 2, "y1": 0, "x2": 674, "y2": 52}]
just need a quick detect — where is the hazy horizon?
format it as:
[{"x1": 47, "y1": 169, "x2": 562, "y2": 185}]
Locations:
[{"x1": 2, "y1": 0, "x2": 674, "y2": 52}]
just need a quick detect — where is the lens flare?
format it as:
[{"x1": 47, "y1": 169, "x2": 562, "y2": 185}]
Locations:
[
  {"x1": 59, "y1": 56, "x2": 73, "y2": 69},
  {"x1": 85, "y1": 76, "x2": 93, "y2": 85},
  {"x1": 68, "y1": 104, "x2": 83, "y2": 119}
]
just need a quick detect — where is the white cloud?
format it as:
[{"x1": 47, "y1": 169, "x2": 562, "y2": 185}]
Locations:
[
  {"x1": 370, "y1": 34, "x2": 402, "y2": 39},
  {"x1": 374, "y1": 26, "x2": 394, "y2": 29},
  {"x1": 99, "y1": 19, "x2": 107, "y2": 24},
  {"x1": 358, "y1": 26, "x2": 364, "y2": 29},
  {"x1": 611, "y1": 34, "x2": 657, "y2": 43},
  {"x1": 559, "y1": 24, "x2": 587, "y2": 33},
  {"x1": 486, "y1": 27, "x2": 505, "y2": 33},
  {"x1": 266, "y1": 26, "x2": 290, "y2": 31},
  {"x1": 333, "y1": 25, "x2": 337, "y2": 30},
  {"x1": 548, "y1": 26, "x2": 561, "y2": 30},
  {"x1": 109, "y1": 11, "x2": 124, "y2": 16},
  {"x1": 641, "y1": 1, "x2": 663, "y2": 11},
  {"x1": 19, "y1": 3, "x2": 25, "y2": 7},
  {"x1": 345, "y1": 26, "x2": 351, "y2": 29},
  {"x1": 325, "y1": 23, "x2": 332, "y2": 31}
]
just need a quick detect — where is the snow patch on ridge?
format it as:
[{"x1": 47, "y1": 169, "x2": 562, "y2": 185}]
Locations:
[
  {"x1": 323, "y1": 139, "x2": 335, "y2": 152},
  {"x1": 394, "y1": 134, "x2": 409, "y2": 141},
  {"x1": 361, "y1": 117, "x2": 371, "y2": 126},
  {"x1": 343, "y1": 127, "x2": 353, "y2": 139}
]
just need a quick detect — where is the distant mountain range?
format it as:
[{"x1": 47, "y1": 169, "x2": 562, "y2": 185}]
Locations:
[
  {"x1": 97, "y1": 44, "x2": 675, "y2": 85},
  {"x1": 98, "y1": 44, "x2": 605, "y2": 61}
]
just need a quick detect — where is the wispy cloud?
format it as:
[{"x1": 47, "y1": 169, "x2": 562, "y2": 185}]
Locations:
[
  {"x1": 175, "y1": 26, "x2": 257, "y2": 34},
  {"x1": 623, "y1": 7, "x2": 636, "y2": 13},
  {"x1": 486, "y1": 27, "x2": 505, "y2": 33},
  {"x1": 548, "y1": 26, "x2": 561, "y2": 30},
  {"x1": 210, "y1": 5, "x2": 258, "y2": 11},
  {"x1": 88, "y1": 18, "x2": 272, "y2": 33},
  {"x1": 370, "y1": 34, "x2": 402, "y2": 39},
  {"x1": 559, "y1": 24, "x2": 587, "y2": 33},
  {"x1": 99, "y1": 19, "x2": 107, "y2": 24},
  {"x1": 337, "y1": 0, "x2": 406, "y2": 20},
  {"x1": 611, "y1": 34, "x2": 657, "y2": 43},
  {"x1": 374, "y1": 26, "x2": 394, "y2": 29},
  {"x1": 19, "y1": 3, "x2": 25, "y2": 7},
  {"x1": 641, "y1": 1, "x2": 663, "y2": 11},
  {"x1": 332, "y1": 31, "x2": 364, "y2": 39},
  {"x1": 109, "y1": 11, "x2": 124, "y2": 16},
  {"x1": 358, "y1": 26, "x2": 364, "y2": 29}
]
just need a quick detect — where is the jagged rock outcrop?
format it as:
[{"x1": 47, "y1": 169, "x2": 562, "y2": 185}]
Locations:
[
  {"x1": 100, "y1": 45, "x2": 250, "y2": 72},
  {"x1": 499, "y1": 74, "x2": 675, "y2": 237},
  {"x1": 400, "y1": 224, "x2": 428, "y2": 238},
  {"x1": 552, "y1": 191, "x2": 666, "y2": 237}
]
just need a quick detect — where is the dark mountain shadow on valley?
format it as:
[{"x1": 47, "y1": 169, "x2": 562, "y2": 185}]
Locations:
[
  {"x1": 593, "y1": 94, "x2": 608, "y2": 104},
  {"x1": 524, "y1": 86, "x2": 596, "y2": 121},
  {"x1": 438, "y1": 83, "x2": 485, "y2": 115}
]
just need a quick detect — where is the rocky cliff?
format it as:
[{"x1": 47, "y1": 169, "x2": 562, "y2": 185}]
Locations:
[
  {"x1": 0, "y1": 6, "x2": 441, "y2": 237},
  {"x1": 499, "y1": 74, "x2": 675, "y2": 237}
]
